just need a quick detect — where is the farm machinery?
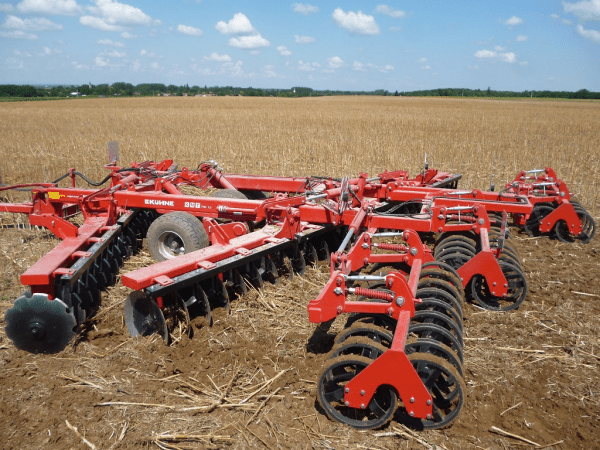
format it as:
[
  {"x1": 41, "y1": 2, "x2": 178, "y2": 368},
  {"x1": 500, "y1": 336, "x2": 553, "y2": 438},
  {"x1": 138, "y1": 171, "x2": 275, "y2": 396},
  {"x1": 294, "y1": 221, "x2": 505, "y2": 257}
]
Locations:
[{"x1": 0, "y1": 156, "x2": 595, "y2": 430}]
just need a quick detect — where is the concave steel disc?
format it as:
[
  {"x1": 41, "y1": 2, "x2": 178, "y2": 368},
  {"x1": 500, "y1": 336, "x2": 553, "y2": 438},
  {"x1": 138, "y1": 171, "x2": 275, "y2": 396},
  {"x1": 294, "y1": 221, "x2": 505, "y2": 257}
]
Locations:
[
  {"x1": 4, "y1": 293, "x2": 76, "y2": 354},
  {"x1": 124, "y1": 291, "x2": 168, "y2": 341}
]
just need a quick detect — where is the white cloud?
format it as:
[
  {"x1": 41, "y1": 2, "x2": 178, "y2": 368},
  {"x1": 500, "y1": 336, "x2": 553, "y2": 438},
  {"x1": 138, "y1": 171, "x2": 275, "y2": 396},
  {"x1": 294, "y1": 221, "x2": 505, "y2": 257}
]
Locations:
[
  {"x1": 97, "y1": 38, "x2": 124, "y2": 47},
  {"x1": 504, "y1": 15, "x2": 523, "y2": 25},
  {"x1": 131, "y1": 59, "x2": 140, "y2": 71},
  {"x1": 292, "y1": 3, "x2": 318, "y2": 15},
  {"x1": 327, "y1": 56, "x2": 345, "y2": 69},
  {"x1": 516, "y1": 34, "x2": 528, "y2": 41},
  {"x1": 121, "y1": 31, "x2": 138, "y2": 38},
  {"x1": 550, "y1": 13, "x2": 560, "y2": 19},
  {"x1": 0, "y1": 29, "x2": 38, "y2": 39},
  {"x1": 215, "y1": 13, "x2": 255, "y2": 35},
  {"x1": 298, "y1": 60, "x2": 319, "y2": 71},
  {"x1": 333, "y1": 8, "x2": 380, "y2": 35},
  {"x1": 563, "y1": 0, "x2": 600, "y2": 21},
  {"x1": 177, "y1": 24, "x2": 203, "y2": 36},
  {"x1": 474, "y1": 49, "x2": 496, "y2": 58},
  {"x1": 228, "y1": 34, "x2": 270, "y2": 49},
  {"x1": 421, "y1": 65, "x2": 431, "y2": 69},
  {"x1": 221, "y1": 60, "x2": 244, "y2": 77},
  {"x1": 17, "y1": 0, "x2": 83, "y2": 15},
  {"x1": 499, "y1": 52, "x2": 516, "y2": 62},
  {"x1": 263, "y1": 64, "x2": 276, "y2": 77},
  {"x1": 375, "y1": 5, "x2": 406, "y2": 18},
  {"x1": 39, "y1": 46, "x2": 51, "y2": 55},
  {"x1": 294, "y1": 34, "x2": 315, "y2": 44},
  {"x1": 577, "y1": 24, "x2": 600, "y2": 42},
  {"x1": 562, "y1": 18, "x2": 574, "y2": 24},
  {"x1": 80, "y1": 15, "x2": 124, "y2": 31},
  {"x1": 353, "y1": 61, "x2": 365, "y2": 71},
  {"x1": 7, "y1": 58, "x2": 24, "y2": 69},
  {"x1": 72, "y1": 60, "x2": 88, "y2": 70},
  {"x1": 203, "y1": 52, "x2": 231, "y2": 62},
  {"x1": 379, "y1": 64, "x2": 393, "y2": 73},
  {"x1": 494, "y1": 45, "x2": 506, "y2": 51},
  {"x1": 87, "y1": 0, "x2": 161, "y2": 27},
  {"x1": 417, "y1": 57, "x2": 427, "y2": 63},
  {"x1": 2, "y1": 15, "x2": 63, "y2": 30},
  {"x1": 150, "y1": 61, "x2": 161, "y2": 70},
  {"x1": 0, "y1": 3, "x2": 14, "y2": 12},
  {"x1": 277, "y1": 45, "x2": 291, "y2": 56},
  {"x1": 140, "y1": 49, "x2": 162, "y2": 58},
  {"x1": 14, "y1": 49, "x2": 32, "y2": 56},
  {"x1": 106, "y1": 49, "x2": 125, "y2": 57},
  {"x1": 95, "y1": 55, "x2": 108, "y2": 65},
  {"x1": 474, "y1": 49, "x2": 517, "y2": 63}
]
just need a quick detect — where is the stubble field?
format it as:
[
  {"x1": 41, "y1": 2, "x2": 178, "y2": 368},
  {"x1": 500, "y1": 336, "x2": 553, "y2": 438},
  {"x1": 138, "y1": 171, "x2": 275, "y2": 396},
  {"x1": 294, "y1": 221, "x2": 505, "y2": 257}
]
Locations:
[{"x1": 0, "y1": 96, "x2": 599, "y2": 450}]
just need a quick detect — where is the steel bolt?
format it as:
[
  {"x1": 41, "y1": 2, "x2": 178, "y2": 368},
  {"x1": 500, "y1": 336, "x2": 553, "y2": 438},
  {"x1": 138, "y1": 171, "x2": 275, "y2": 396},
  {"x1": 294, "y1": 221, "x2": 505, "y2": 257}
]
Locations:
[
  {"x1": 360, "y1": 390, "x2": 365, "y2": 396},
  {"x1": 478, "y1": 218, "x2": 484, "y2": 225},
  {"x1": 410, "y1": 247, "x2": 418, "y2": 256},
  {"x1": 491, "y1": 291, "x2": 495, "y2": 296},
  {"x1": 395, "y1": 296, "x2": 405, "y2": 306},
  {"x1": 560, "y1": 191, "x2": 565, "y2": 197},
  {"x1": 345, "y1": 401, "x2": 350, "y2": 407},
  {"x1": 364, "y1": 258, "x2": 369, "y2": 265},
  {"x1": 504, "y1": 283, "x2": 508, "y2": 288},
  {"x1": 427, "y1": 414, "x2": 433, "y2": 420},
  {"x1": 333, "y1": 287, "x2": 343, "y2": 295},
  {"x1": 362, "y1": 243, "x2": 369, "y2": 249},
  {"x1": 337, "y1": 277, "x2": 342, "y2": 286},
  {"x1": 388, "y1": 308, "x2": 394, "y2": 316},
  {"x1": 360, "y1": 404, "x2": 365, "y2": 409},
  {"x1": 345, "y1": 388, "x2": 350, "y2": 393},
  {"x1": 337, "y1": 306, "x2": 342, "y2": 314},
  {"x1": 438, "y1": 214, "x2": 444, "y2": 220},
  {"x1": 410, "y1": 397, "x2": 415, "y2": 403},
  {"x1": 427, "y1": 399, "x2": 432, "y2": 406},
  {"x1": 409, "y1": 411, "x2": 415, "y2": 417},
  {"x1": 388, "y1": 279, "x2": 393, "y2": 287},
  {"x1": 493, "y1": 282, "x2": 497, "y2": 286}
]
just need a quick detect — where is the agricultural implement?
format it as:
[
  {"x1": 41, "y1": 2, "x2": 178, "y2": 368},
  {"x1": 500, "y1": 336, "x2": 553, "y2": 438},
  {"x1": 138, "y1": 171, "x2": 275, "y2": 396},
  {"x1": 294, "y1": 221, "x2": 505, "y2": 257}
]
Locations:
[{"x1": 0, "y1": 156, "x2": 595, "y2": 430}]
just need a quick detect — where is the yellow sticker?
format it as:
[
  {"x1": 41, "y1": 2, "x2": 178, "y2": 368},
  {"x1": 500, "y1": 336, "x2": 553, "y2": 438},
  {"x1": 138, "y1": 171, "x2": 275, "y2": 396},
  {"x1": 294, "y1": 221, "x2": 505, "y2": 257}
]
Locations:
[{"x1": 48, "y1": 192, "x2": 65, "y2": 200}]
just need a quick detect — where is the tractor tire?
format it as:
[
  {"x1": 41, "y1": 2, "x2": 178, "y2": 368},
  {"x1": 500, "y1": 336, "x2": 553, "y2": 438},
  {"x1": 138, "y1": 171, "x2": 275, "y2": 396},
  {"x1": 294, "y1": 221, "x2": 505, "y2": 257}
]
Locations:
[
  {"x1": 210, "y1": 189, "x2": 248, "y2": 200},
  {"x1": 147, "y1": 211, "x2": 209, "y2": 262}
]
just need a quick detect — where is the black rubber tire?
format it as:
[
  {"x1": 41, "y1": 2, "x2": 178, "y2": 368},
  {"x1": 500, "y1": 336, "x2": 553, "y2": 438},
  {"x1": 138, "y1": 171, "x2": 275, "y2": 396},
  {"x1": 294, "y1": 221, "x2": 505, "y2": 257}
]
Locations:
[
  {"x1": 147, "y1": 211, "x2": 209, "y2": 262},
  {"x1": 239, "y1": 190, "x2": 270, "y2": 200},
  {"x1": 210, "y1": 189, "x2": 248, "y2": 200}
]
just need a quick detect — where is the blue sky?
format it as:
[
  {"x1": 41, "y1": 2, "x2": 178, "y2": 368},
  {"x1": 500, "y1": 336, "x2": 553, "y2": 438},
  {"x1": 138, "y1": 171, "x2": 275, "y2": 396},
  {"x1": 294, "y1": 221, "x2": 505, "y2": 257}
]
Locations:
[{"x1": 0, "y1": 0, "x2": 599, "y2": 91}]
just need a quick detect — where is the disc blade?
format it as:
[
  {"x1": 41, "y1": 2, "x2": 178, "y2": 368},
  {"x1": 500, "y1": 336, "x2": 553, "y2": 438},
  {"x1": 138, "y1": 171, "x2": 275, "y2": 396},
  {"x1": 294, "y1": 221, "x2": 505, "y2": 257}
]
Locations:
[
  {"x1": 4, "y1": 293, "x2": 76, "y2": 354},
  {"x1": 124, "y1": 291, "x2": 168, "y2": 341}
]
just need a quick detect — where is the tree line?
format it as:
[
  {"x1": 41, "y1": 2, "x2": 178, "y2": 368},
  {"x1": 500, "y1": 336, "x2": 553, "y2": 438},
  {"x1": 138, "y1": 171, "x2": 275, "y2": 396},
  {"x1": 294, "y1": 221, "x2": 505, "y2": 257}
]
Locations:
[{"x1": 1, "y1": 83, "x2": 599, "y2": 99}]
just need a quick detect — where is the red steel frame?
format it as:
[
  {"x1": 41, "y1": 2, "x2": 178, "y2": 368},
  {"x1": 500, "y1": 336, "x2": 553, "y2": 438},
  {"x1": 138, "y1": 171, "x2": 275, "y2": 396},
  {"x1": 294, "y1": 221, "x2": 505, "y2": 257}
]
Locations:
[{"x1": 0, "y1": 159, "x2": 576, "y2": 305}]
